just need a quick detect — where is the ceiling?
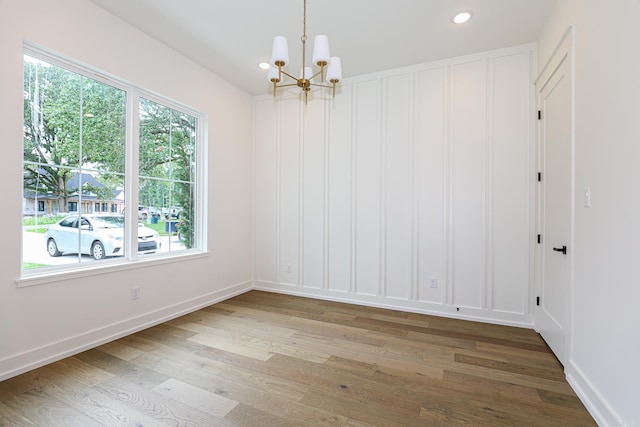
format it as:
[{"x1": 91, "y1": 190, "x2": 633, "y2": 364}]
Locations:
[{"x1": 88, "y1": 0, "x2": 559, "y2": 96}]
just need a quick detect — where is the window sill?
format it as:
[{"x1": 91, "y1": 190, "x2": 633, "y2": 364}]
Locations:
[{"x1": 16, "y1": 250, "x2": 210, "y2": 288}]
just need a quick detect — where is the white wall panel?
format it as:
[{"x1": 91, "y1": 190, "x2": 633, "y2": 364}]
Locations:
[
  {"x1": 327, "y1": 86, "x2": 353, "y2": 293},
  {"x1": 416, "y1": 67, "x2": 446, "y2": 304},
  {"x1": 491, "y1": 53, "x2": 532, "y2": 314},
  {"x1": 254, "y1": 99, "x2": 277, "y2": 283},
  {"x1": 254, "y1": 44, "x2": 535, "y2": 327},
  {"x1": 354, "y1": 80, "x2": 382, "y2": 296},
  {"x1": 302, "y1": 100, "x2": 326, "y2": 289},
  {"x1": 450, "y1": 60, "x2": 487, "y2": 309},
  {"x1": 384, "y1": 74, "x2": 412, "y2": 300},
  {"x1": 278, "y1": 97, "x2": 301, "y2": 285}
]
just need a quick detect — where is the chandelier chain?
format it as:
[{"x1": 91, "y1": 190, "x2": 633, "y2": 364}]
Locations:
[{"x1": 303, "y1": 0, "x2": 307, "y2": 41}]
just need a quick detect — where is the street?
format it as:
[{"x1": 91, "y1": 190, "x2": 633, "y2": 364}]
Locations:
[{"x1": 22, "y1": 230, "x2": 185, "y2": 267}]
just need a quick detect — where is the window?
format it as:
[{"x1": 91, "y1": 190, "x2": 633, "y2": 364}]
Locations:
[
  {"x1": 139, "y1": 98, "x2": 197, "y2": 251},
  {"x1": 59, "y1": 217, "x2": 76, "y2": 228},
  {"x1": 22, "y1": 47, "x2": 203, "y2": 276}
]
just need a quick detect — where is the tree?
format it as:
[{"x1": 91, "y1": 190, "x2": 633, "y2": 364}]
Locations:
[
  {"x1": 23, "y1": 57, "x2": 126, "y2": 211},
  {"x1": 139, "y1": 99, "x2": 197, "y2": 248}
]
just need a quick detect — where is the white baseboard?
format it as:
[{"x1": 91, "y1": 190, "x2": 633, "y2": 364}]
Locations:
[
  {"x1": 253, "y1": 281, "x2": 534, "y2": 329},
  {"x1": 0, "y1": 280, "x2": 252, "y2": 382},
  {"x1": 566, "y1": 361, "x2": 625, "y2": 427}
]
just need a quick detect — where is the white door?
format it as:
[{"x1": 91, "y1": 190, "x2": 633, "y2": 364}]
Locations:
[{"x1": 536, "y1": 29, "x2": 574, "y2": 366}]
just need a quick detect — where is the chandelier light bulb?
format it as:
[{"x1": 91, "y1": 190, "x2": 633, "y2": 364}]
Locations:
[
  {"x1": 312, "y1": 35, "x2": 330, "y2": 66},
  {"x1": 303, "y1": 67, "x2": 313, "y2": 81},
  {"x1": 270, "y1": 36, "x2": 289, "y2": 67},
  {"x1": 267, "y1": 66, "x2": 280, "y2": 83},
  {"x1": 327, "y1": 57, "x2": 342, "y2": 83}
]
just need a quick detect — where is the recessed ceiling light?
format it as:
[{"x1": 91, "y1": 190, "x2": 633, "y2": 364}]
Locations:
[
  {"x1": 258, "y1": 62, "x2": 270, "y2": 70},
  {"x1": 452, "y1": 11, "x2": 472, "y2": 24}
]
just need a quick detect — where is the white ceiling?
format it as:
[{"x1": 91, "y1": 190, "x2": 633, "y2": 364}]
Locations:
[{"x1": 88, "y1": 0, "x2": 559, "y2": 96}]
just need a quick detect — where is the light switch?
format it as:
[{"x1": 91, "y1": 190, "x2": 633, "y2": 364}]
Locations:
[{"x1": 584, "y1": 187, "x2": 591, "y2": 207}]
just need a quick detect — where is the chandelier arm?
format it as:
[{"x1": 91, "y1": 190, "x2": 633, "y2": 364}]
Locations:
[
  {"x1": 310, "y1": 68, "x2": 326, "y2": 81},
  {"x1": 309, "y1": 83, "x2": 333, "y2": 89},
  {"x1": 275, "y1": 83, "x2": 300, "y2": 88},
  {"x1": 279, "y1": 70, "x2": 299, "y2": 81}
]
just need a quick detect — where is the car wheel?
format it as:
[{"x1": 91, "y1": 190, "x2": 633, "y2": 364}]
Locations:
[
  {"x1": 141, "y1": 213, "x2": 148, "y2": 220},
  {"x1": 91, "y1": 241, "x2": 105, "y2": 260},
  {"x1": 47, "y1": 238, "x2": 61, "y2": 257}
]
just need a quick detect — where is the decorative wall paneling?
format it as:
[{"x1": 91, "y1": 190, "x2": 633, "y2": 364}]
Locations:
[{"x1": 254, "y1": 44, "x2": 536, "y2": 327}]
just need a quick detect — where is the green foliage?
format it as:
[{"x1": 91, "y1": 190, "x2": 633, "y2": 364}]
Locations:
[
  {"x1": 23, "y1": 57, "x2": 126, "y2": 210},
  {"x1": 23, "y1": 262, "x2": 50, "y2": 270},
  {"x1": 22, "y1": 215, "x2": 66, "y2": 226},
  {"x1": 139, "y1": 98, "x2": 197, "y2": 249}
]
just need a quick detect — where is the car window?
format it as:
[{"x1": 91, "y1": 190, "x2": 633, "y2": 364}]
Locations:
[
  {"x1": 60, "y1": 217, "x2": 77, "y2": 228},
  {"x1": 91, "y1": 216, "x2": 125, "y2": 229}
]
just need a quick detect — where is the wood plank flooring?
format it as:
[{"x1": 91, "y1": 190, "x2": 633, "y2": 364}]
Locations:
[{"x1": 0, "y1": 291, "x2": 596, "y2": 426}]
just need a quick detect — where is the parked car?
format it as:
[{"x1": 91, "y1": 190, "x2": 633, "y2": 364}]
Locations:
[
  {"x1": 44, "y1": 214, "x2": 161, "y2": 260},
  {"x1": 161, "y1": 206, "x2": 183, "y2": 219},
  {"x1": 138, "y1": 206, "x2": 149, "y2": 220}
]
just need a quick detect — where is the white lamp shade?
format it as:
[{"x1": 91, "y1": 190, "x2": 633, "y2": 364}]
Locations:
[
  {"x1": 303, "y1": 67, "x2": 313, "y2": 82},
  {"x1": 267, "y1": 66, "x2": 280, "y2": 82},
  {"x1": 271, "y1": 36, "x2": 289, "y2": 67},
  {"x1": 312, "y1": 35, "x2": 330, "y2": 66},
  {"x1": 327, "y1": 57, "x2": 342, "y2": 82}
]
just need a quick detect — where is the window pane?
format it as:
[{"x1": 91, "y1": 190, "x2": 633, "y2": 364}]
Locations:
[
  {"x1": 81, "y1": 77, "x2": 126, "y2": 174},
  {"x1": 139, "y1": 98, "x2": 197, "y2": 253},
  {"x1": 23, "y1": 55, "x2": 127, "y2": 270}
]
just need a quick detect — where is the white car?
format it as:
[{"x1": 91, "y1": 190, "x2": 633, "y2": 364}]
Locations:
[{"x1": 45, "y1": 214, "x2": 160, "y2": 260}]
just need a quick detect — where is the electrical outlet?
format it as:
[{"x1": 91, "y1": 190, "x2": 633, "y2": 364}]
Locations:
[
  {"x1": 429, "y1": 277, "x2": 438, "y2": 288},
  {"x1": 131, "y1": 286, "x2": 140, "y2": 300},
  {"x1": 286, "y1": 264, "x2": 292, "y2": 273}
]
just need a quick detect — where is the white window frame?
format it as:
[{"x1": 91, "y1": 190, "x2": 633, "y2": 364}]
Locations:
[{"x1": 19, "y1": 43, "x2": 208, "y2": 287}]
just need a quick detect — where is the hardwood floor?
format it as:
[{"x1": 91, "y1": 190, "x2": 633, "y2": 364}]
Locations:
[{"x1": 0, "y1": 291, "x2": 595, "y2": 426}]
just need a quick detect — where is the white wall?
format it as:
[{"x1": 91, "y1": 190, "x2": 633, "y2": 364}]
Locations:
[
  {"x1": 254, "y1": 44, "x2": 536, "y2": 327},
  {"x1": 0, "y1": 0, "x2": 253, "y2": 380},
  {"x1": 538, "y1": 1, "x2": 640, "y2": 425}
]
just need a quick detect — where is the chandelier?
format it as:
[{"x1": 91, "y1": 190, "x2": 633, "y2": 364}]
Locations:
[{"x1": 267, "y1": 0, "x2": 342, "y2": 103}]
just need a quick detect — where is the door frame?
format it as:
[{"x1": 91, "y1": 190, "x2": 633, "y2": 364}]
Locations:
[{"x1": 534, "y1": 25, "x2": 576, "y2": 364}]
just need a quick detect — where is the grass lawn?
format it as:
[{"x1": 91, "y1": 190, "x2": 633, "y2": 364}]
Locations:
[
  {"x1": 23, "y1": 262, "x2": 49, "y2": 270},
  {"x1": 25, "y1": 227, "x2": 48, "y2": 234},
  {"x1": 142, "y1": 219, "x2": 180, "y2": 236}
]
